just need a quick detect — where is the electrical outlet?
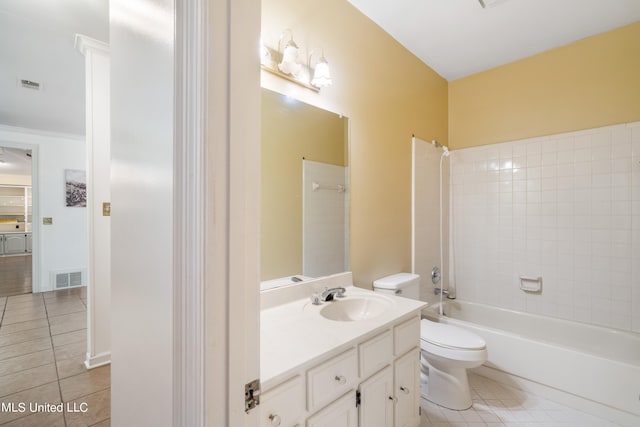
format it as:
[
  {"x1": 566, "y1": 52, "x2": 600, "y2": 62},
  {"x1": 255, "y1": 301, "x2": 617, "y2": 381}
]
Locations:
[{"x1": 43, "y1": 217, "x2": 53, "y2": 225}]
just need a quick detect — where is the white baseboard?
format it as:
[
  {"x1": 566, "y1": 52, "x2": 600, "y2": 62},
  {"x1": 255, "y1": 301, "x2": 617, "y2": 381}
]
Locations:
[
  {"x1": 85, "y1": 351, "x2": 111, "y2": 370},
  {"x1": 473, "y1": 365, "x2": 640, "y2": 427}
]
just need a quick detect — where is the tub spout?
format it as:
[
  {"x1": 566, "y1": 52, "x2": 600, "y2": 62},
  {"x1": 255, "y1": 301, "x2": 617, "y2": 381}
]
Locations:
[{"x1": 435, "y1": 287, "x2": 456, "y2": 299}]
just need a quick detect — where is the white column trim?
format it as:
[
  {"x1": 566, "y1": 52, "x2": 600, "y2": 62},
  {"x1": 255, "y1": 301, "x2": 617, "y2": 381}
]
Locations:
[
  {"x1": 173, "y1": 0, "x2": 206, "y2": 425},
  {"x1": 75, "y1": 35, "x2": 110, "y2": 55},
  {"x1": 76, "y1": 33, "x2": 112, "y2": 370}
]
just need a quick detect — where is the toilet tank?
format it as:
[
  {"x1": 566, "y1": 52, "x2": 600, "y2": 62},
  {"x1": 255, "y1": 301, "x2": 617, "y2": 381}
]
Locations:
[{"x1": 372, "y1": 273, "x2": 420, "y2": 300}]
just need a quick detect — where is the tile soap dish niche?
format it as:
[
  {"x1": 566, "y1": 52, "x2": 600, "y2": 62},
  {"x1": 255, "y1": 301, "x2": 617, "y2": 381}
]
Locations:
[{"x1": 519, "y1": 276, "x2": 542, "y2": 293}]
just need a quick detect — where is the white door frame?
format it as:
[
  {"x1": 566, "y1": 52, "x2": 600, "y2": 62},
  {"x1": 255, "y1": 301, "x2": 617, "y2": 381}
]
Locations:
[{"x1": 173, "y1": 0, "x2": 261, "y2": 425}]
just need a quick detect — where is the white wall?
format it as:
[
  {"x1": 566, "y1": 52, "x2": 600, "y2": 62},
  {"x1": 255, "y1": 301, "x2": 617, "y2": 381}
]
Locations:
[
  {"x1": 110, "y1": 0, "x2": 174, "y2": 424},
  {"x1": 451, "y1": 122, "x2": 640, "y2": 332},
  {"x1": 0, "y1": 125, "x2": 88, "y2": 291}
]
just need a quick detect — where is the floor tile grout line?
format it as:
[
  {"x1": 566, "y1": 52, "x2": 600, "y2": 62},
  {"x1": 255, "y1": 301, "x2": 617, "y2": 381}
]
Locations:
[
  {"x1": 0, "y1": 348, "x2": 55, "y2": 378},
  {"x1": 0, "y1": 380, "x2": 62, "y2": 426},
  {"x1": 0, "y1": 297, "x2": 7, "y2": 326},
  {"x1": 0, "y1": 378, "x2": 59, "y2": 401},
  {"x1": 43, "y1": 292, "x2": 69, "y2": 427}
]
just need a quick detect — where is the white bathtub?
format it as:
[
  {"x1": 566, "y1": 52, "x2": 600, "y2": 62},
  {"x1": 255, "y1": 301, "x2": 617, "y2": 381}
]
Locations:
[{"x1": 422, "y1": 300, "x2": 640, "y2": 426}]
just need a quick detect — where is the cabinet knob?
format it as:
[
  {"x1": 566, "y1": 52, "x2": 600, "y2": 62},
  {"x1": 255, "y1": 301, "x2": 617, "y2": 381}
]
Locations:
[
  {"x1": 268, "y1": 414, "x2": 281, "y2": 426},
  {"x1": 334, "y1": 375, "x2": 346, "y2": 385},
  {"x1": 388, "y1": 396, "x2": 398, "y2": 403},
  {"x1": 400, "y1": 386, "x2": 410, "y2": 394}
]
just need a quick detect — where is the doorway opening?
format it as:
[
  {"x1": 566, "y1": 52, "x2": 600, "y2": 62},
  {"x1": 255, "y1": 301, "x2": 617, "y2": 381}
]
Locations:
[{"x1": 0, "y1": 146, "x2": 33, "y2": 297}]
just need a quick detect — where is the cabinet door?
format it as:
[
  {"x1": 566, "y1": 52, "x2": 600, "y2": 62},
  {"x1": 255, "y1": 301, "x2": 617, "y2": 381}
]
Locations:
[
  {"x1": 4, "y1": 234, "x2": 26, "y2": 254},
  {"x1": 358, "y1": 365, "x2": 393, "y2": 427},
  {"x1": 306, "y1": 391, "x2": 357, "y2": 427},
  {"x1": 394, "y1": 348, "x2": 421, "y2": 427}
]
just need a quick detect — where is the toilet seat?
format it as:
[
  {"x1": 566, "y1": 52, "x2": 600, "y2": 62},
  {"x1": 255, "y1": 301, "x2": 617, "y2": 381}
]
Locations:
[{"x1": 420, "y1": 319, "x2": 486, "y2": 350}]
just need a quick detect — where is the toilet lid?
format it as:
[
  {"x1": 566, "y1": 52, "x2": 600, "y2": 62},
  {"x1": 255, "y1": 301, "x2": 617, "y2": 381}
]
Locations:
[{"x1": 420, "y1": 319, "x2": 486, "y2": 350}]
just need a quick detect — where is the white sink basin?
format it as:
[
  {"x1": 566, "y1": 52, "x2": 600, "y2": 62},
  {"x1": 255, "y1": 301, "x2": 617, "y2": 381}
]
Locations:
[{"x1": 317, "y1": 296, "x2": 391, "y2": 321}]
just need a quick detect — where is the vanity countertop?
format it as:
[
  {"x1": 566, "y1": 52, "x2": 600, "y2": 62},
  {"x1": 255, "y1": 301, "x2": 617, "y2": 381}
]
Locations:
[{"x1": 260, "y1": 285, "x2": 426, "y2": 389}]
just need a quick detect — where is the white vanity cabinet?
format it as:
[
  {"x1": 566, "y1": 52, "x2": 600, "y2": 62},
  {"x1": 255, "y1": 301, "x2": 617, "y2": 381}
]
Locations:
[{"x1": 261, "y1": 315, "x2": 421, "y2": 427}]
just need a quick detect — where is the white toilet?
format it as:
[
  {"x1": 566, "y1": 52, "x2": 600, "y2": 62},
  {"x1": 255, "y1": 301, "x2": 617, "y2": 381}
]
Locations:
[{"x1": 372, "y1": 273, "x2": 487, "y2": 410}]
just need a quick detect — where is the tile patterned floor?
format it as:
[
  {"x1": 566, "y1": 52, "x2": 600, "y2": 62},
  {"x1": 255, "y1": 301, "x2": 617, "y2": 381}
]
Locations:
[
  {"x1": 0, "y1": 287, "x2": 110, "y2": 426},
  {"x1": 420, "y1": 373, "x2": 620, "y2": 427}
]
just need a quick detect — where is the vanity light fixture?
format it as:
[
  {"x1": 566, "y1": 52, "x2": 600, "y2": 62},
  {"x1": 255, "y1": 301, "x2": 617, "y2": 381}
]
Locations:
[
  {"x1": 260, "y1": 32, "x2": 332, "y2": 92},
  {"x1": 277, "y1": 29, "x2": 302, "y2": 77},
  {"x1": 260, "y1": 37, "x2": 271, "y2": 67},
  {"x1": 308, "y1": 50, "x2": 332, "y2": 88}
]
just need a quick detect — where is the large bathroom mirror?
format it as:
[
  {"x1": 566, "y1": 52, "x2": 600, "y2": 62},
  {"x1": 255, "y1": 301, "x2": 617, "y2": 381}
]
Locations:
[{"x1": 261, "y1": 88, "x2": 349, "y2": 290}]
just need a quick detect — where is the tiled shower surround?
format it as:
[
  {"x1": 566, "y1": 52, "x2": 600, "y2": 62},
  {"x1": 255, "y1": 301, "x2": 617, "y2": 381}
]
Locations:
[{"x1": 451, "y1": 122, "x2": 640, "y2": 332}]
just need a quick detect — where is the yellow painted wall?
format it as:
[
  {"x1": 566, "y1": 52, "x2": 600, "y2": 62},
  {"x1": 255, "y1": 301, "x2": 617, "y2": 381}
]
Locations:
[
  {"x1": 261, "y1": 88, "x2": 347, "y2": 280},
  {"x1": 449, "y1": 22, "x2": 640, "y2": 149},
  {"x1": 262, "y1": 0, "x2": 448, "y2": 288}
]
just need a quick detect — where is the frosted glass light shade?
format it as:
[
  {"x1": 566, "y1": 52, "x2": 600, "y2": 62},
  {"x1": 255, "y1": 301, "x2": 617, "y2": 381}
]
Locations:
[
  {"x1": 311, "y1": 58, "x2": 332, "y2": 87},
  {"x1": 278, "y1": 43, "x2": 302, "y2": 77}
]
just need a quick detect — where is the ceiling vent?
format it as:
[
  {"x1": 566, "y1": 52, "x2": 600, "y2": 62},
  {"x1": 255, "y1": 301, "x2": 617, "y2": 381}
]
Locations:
[{"x1": 20, "y1": 79, "x2": 40, "y2": 90}]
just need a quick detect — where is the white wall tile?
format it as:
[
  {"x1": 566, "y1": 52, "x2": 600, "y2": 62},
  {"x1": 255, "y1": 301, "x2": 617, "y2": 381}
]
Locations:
[{"x1": 450, "y1": 123, "x2": 637, "y2": 331}]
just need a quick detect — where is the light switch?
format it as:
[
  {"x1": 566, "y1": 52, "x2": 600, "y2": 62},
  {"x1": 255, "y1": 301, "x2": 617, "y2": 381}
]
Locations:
[
  {"x1": 43, "y1": 217, "x2": 53, "y2": 225},
  {"x1": 103, "y1": 202, "x2": 111, "y2": 216}
]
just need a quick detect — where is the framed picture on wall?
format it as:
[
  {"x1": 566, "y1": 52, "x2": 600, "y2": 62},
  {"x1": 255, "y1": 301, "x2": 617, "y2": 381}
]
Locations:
[{"x1": 65, "y1": 169, "x2": 87, "y2": 207}]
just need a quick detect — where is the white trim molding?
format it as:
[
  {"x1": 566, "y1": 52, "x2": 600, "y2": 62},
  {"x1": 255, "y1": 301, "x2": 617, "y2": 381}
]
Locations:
[
  {"x1": 85, "y1": 350, "x2": 111, "y2": 370},
  {"x1": 173, "y1": 0, "x2": 206, "y2": 425},
  {"x1": 75, "y1": 34, "x2": 110, "y2": 56}
]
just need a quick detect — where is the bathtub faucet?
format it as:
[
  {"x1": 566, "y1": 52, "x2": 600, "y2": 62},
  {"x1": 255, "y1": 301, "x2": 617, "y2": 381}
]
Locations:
[{"x1": 434, "y1": 287, "x2": 456, "y2": 299}]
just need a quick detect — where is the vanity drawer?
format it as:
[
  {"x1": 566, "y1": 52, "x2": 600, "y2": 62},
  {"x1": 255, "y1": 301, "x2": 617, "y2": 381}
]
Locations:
[
  {"x1": 307, "y1": 348, "x2": 357, "y2": 411},
  {"x1": 359, "y1": 329, "x2": 392, "y2": 378},
  {"x1": 394, "y1": 316, "x2": 420, "y2": 356},
  {"x1": 261, "y1": 375, "x2": 304, "y2": 427}
]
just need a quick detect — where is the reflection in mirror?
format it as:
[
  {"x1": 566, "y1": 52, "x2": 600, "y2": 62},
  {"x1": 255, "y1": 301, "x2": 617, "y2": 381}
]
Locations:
[{"x1": 261, "y1": 88, "x2": 349, "y2": 290}]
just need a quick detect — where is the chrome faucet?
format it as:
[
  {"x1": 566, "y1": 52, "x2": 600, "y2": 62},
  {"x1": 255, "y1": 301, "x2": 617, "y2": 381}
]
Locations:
[
  {"x1": 321, "y1": 287, "x2": 346, "y2": 302},
  {"x1": 310, "y1": 287, "x2": 347, "y2": 305},
  {"x1": 434, "y1": 287, "x2": 449, "y2": 296},
  {"x1": 434, "y1": 287, "x2": 455, "y2": 299}
]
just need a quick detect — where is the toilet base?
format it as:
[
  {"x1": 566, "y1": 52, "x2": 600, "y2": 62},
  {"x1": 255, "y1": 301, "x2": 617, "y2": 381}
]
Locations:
[{"x1": 421, "y1": 355, "x2": 473, "y2": 410}]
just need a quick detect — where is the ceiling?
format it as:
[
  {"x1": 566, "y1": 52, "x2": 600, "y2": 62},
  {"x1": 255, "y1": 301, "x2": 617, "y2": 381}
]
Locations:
[
  {"x1": 0, "y1": 0, "x2": 108, "y2": 136},
  {"x1": 1, "y1": 0, "x2": 638, "y2": 139},
  {"x1": 347, "y1": 0, "x2": 640, "y2": 81},
  {"x1": 0, "y1": 147, "x2": 31, "y2": 176}
]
